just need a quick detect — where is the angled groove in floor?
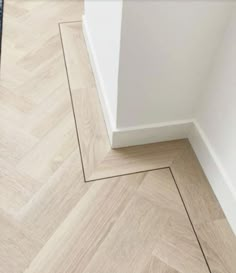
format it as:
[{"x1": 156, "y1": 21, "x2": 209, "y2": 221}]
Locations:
[
  {"x1": 58, "y1": 21, "x2": 216, "y2": 273},
  {"x1": 59, "y1": 21, "x2": 186, "y2": 182},
  {"x1": 0, "y1": 2, "x2": 234, "y2": 272}
]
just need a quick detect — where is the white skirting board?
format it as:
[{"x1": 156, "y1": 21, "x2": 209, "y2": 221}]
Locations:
[
  {"x1": 189, "y1": 121, "x2": 236, "y2": 235},
  {"x1": 82, "y1": 15, "x2": 193, "y2": 148},
  {"x1": 82, "y1": 15, "x2": 236, "y2": 234},
  {"x1": 82, "y1": 15, "x2": 114, "y2": 143},
  {"x1": 115, "y1": 121, "x2": 236, "y2": 235},
  {"x1": 113, "y1": 121, "x2": 236, "y2": 235},
  {"x1": 112, "y1": 120, "x2": 193, "y2": 148}
]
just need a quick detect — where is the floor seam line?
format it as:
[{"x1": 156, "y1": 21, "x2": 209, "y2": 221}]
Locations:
[
  {"x1": 85, "y1": 167, "x2": 170, "y2": 183},
  {"x1": 59, "y1": 20, "x2": 174, "y2": 184},
  {"x1": 58, "y1": 25, "x2": 215, "y2": 273},
  {"x1": 0, "y1": 0, "x2": 4, "y2": 70},
  {"x1": 169, "y1": 167, "x2": 212, "y2": 273},
  {"x1": 58, "y1": 22, "x2": 87, "y2": 183},
  {"x1": 59, "y1": 20, "x2": 82, "y2": 25}
]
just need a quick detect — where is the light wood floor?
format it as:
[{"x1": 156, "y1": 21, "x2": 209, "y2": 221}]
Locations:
[{"x1": 0, "y1": 1, "x2": 235, "y2": 273}]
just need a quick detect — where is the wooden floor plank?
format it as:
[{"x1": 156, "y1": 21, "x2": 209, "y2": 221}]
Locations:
[
  {"x1": 60, "y1": 22, "x2": 187, "y2": 181},
  {"x1": 171, "y1": 142, "x2": 236, "y2": 272},
  {"x1": 24, "y1": 170, "x2": 209, "y2": 273},
  {"x1": 141, "y1": 257, "x2": 179, "y2": 273},
  {"x1": 0, "y1": 212, "x2": 42, "y2": 273},
  {"x1": 17, "y1": 112, "x2": 78, "y2": 182},
  {"x1": 17, "y1": 150, "x2": 88, "y2": 243},
  {"x1": 0, "y1": 1, "x2": 235, "y2": 273},
  {"x1": 197, "y1": 219, "x2": 236, "y2": 273}
]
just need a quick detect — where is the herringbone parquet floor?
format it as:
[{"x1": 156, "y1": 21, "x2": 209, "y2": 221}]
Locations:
[
  {"x1": 0, "y1": 1, "x2": 235, "y2": 273},
  {"x1": 0, "y1": 0, "x2": 83, "y2": 212},
  {"x1": 0, "y1": 1, "x2": 85, "y2": 272}
]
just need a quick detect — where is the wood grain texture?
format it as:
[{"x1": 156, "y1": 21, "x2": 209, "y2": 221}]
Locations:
[
  {"x1": 60, "y1": 22, "x2": 186, "y2": 181},
  {"x1": 0, "y1": 1, "x2": 235, "y2": 273},
  {"x1": 0, "y1": 1, "x2": 87, "y2": 272},
  {"x1": 170, "y1": 142, "x2": 225, "y2": 224},
  {"x1": 170, "y1": 142, "x2": 236, "y2": 273},
  {"x1": 0, "y1": 0, "x2": 84, "y2": 215},
  {"x1": 61, "y1": 21, "x2": 236, "y2": 273},
  {"x1": 0, "y1": 212, "x2": 42, "y2": 273},
  {"x1": 197, "y1": 219, "x2": 236, "y2": 273},
  {"x1": 24, "y1": 170, "x2": 209, "y2": 273},
  {"x1": 141, "y1": 257, "x2": 179, "y2": 273}
]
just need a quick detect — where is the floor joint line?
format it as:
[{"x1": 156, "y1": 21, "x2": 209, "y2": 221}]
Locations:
[
  {"x1": 59, "y1": 20, "x2": 174, "y2": 184},
  {"x1": 85, "y1": 167, "x2": 170, "y2": 183},
  {"x1": 59, "y1": 20, "x2": 82, "y2": 25},
  {"x1": 58, "y1": 22, "x2": 87, "y2": 183},
  {"x1": 60, "y1": 23, "x2": 213, "y2": 273},
  {"x1": 169, "y1": 167, "x2": 212, "y2": 273}
]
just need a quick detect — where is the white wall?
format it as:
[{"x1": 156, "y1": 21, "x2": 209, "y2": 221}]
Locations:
[
  {"x1": 117, "y1": 1, "x2": 232, "y2": 128},
  {"x1": 191, "y1": 10, "x2": 236, "y2": 232},
  {"x1": 83, "y1": 0, "x2": 123, "y2": 129},
  {"x1": 83, "y1": 1, "x2": 236, "y2": 231},
  {"x1": 196, "y1": 12, "x2": 236, "y2": 189}
]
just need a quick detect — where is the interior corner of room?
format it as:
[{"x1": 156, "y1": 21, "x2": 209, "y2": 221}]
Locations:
[
  {"x1": 83, "y1": 0, "x2": 236, "y2": 234},
  {"x1": 0, "y1": 1, "x2": 235, "y2": 272}
]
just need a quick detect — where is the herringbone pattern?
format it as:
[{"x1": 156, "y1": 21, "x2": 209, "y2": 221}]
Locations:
[
  {"x1": 0, "y1": 0, "x2": 83, "y2": 214},
  {"x1": 61, "y1": 21, "x2": 236, "y2": 273},
  {"x1": 0, "y1": 2, "x2": 86, "y2": 272},
  {"x1": 0, "y1": 1, "x2": 235, "y2": 273}
]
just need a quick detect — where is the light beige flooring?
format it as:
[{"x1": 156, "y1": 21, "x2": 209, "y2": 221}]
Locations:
[{"x1": 0, "y1": 1, "x2": 235, "y2": 273}]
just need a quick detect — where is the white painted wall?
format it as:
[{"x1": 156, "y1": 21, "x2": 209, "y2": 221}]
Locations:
[
  {"x1": 83, "y1": 0, "x2": 123, "y2": 129},
  {"x1": 196, "y1": 12, "x2": 236, "y2": 190},
  {"x1": 197, "y1": 11, "x2": 236, "y2": 188},
  {"x1": 117, "y1": 1, "x2": 232, "y2": 128},
  {"x1": 83, "y1": 0, "x2": 236, "y2": 231},
  {"x1": 190, "y1": 11, "x2": 236, "y2": 231}
]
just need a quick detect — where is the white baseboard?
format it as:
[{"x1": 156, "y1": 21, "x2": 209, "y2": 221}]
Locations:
[
  {"x1": 113, "y1": 120, "x2": 236, "y2": 234},
  {"x1": 82, "y1": 15, "x2": 192, "y2": 149},
  {"x1": 82, "y1": 15, "x2": 114, "y2": 143},
  {"x1": 82, "y1": 15, "x2": 235, "y2": 234},
  {"x1": 112, "y1": 120, "x2": 193, "y2": 148},
  {"x1": 189, "y1": 121, "x2": 236, "y2": 235}
]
